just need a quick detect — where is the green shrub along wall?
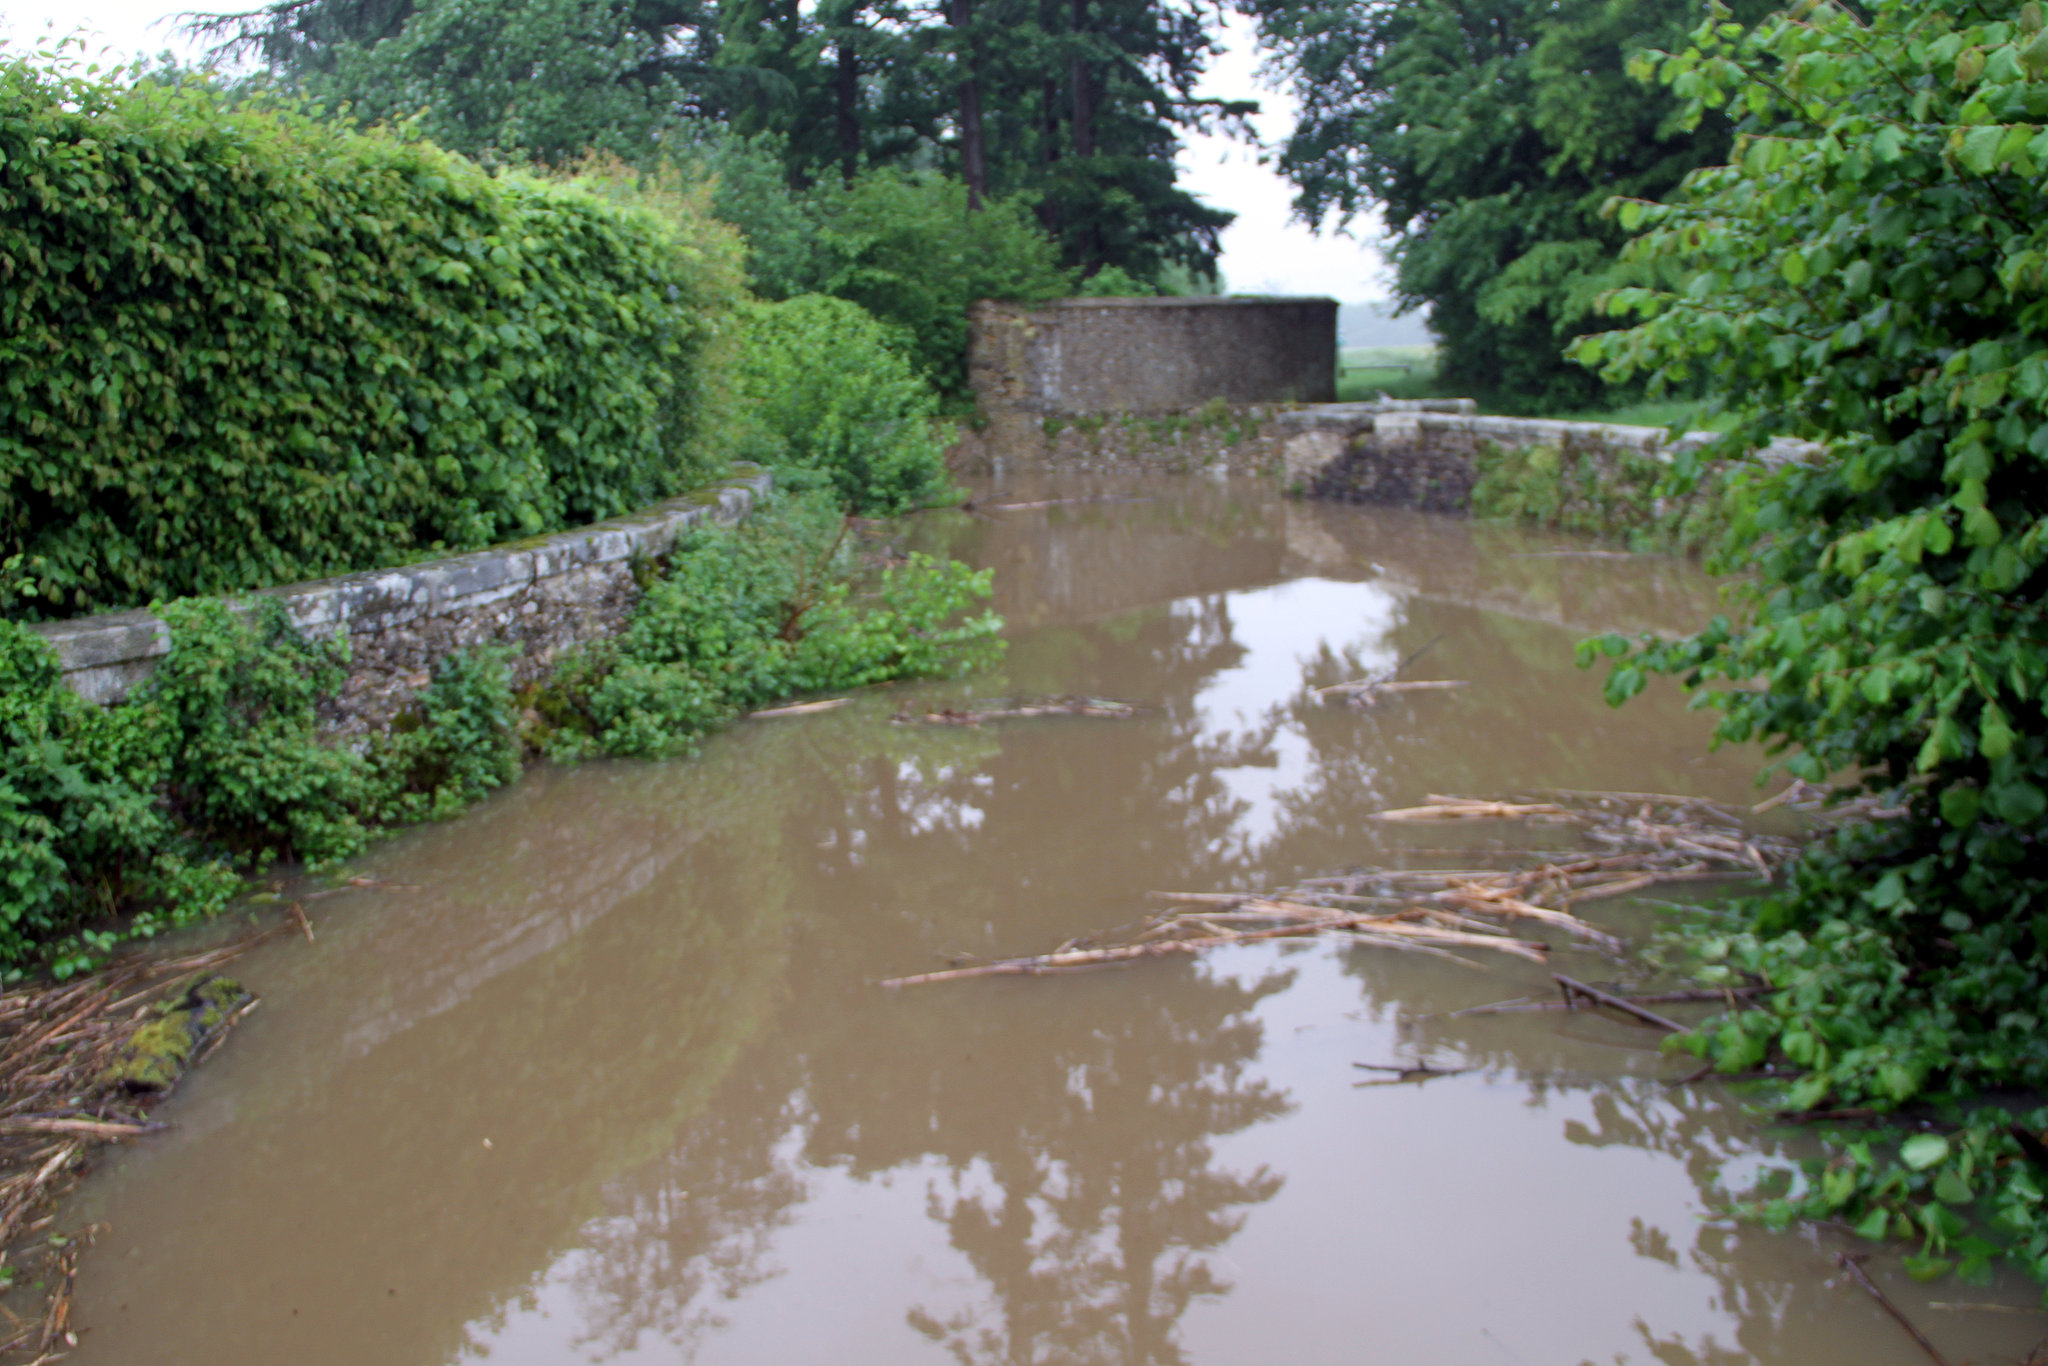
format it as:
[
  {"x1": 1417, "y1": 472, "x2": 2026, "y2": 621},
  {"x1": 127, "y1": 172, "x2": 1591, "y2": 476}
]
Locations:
[
  {"x1": 724, "y1": 296, "x2": 956, "y2": 516},
  {"x1": 0, "y1": 56, "x2": 745, "y2": 623},
  {"x1": 0, "y1": 488, "x2": 1000, "y2": 978}
]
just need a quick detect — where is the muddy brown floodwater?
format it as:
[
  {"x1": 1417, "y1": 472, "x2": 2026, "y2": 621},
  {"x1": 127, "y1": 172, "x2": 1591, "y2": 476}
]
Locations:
[{"x1": 50, "y1": 475, "x2": 2048, "y2": 1365}]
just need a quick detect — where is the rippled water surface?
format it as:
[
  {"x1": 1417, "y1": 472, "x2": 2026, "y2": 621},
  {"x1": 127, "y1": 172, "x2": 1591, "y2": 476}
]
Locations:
[{"x1": 59, "y1": 476, "x2": 2048, "y2": 1364}]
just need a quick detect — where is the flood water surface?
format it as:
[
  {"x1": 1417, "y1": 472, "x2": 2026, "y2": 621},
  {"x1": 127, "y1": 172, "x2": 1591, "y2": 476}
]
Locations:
[{"x1": 59, "y1": 477, "x2": 2048, "y2": 1364}]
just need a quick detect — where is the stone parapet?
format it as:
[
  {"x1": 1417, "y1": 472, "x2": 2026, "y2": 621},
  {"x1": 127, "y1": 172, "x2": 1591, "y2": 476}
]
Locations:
[
  {"x1": 1275, "y1": 404, "x2": 1819, "y2": 510},
  {"x1": 32, "y1": 468, "x2": 771, "y2": 731}
]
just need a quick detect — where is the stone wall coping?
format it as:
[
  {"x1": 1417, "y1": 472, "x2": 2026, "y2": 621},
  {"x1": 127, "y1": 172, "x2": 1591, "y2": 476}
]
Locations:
[
  {"x1": 987, "y1": 295, "x2": 1341, "y2": 311},
  {"x1": 1274, "y1": 399, "x2": 1478, "y2": 425},
  {"x1": 1273, "y1": 402, "x2": 1822, "y2": 466},
  {"x1": 33, "y1": 466, "x2": 772, "y2": 704}
]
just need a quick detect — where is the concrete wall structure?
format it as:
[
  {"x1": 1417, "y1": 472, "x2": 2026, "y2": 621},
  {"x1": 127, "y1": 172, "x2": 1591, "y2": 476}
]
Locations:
[
  {"x1": 32, "y1": 469, "x2": 770, "y2": 733},
  {"x1": 969, "y1": 297, "x2": 1338, "y2": 415}
]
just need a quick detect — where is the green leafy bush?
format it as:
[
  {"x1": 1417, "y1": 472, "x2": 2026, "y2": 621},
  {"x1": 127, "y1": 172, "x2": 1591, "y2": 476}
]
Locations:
[
  {"x1": 0, "y1": 601, "x2": 519, "y2": 977},
  {"x1": 539, "y1": 488, "x2": 1002, "y2": 757},
  {"x1": 0, "y1": 489, "x2": 1000, "y2": 975},
  {"x1": 725, "y1": 297, "x2": 957, "y2": 515},
  {"x1": 700, "y1": 164, "x2": 1074, "y2": 399},
  {"x1": 808, "y1": 172, "x2": 1072, "y2": 399},
  {"x1": 0, "y1": 51, "x2": 744, "y2": 622},
  {"x1": 1573, "y1": 0, "x2": 2048, "y2": 1284}
]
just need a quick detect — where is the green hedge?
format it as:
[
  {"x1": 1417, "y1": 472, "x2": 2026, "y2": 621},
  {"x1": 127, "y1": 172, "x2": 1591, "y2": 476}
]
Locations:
[
  {"x1": 0, "y1": 56, "x2": 743, "y2": 622},
  {"x1": 725, "y1": 296, "x2": 956, "y2": 515}
]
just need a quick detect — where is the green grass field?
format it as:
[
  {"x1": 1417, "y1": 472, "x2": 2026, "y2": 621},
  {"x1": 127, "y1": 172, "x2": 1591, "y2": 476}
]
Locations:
[
  {"x1": 1335, "y1": 347, "x2": 1732, "y2": 431},
  {"x1": 1335, "y1": 346, "x2": 1441, "y2": 402}
]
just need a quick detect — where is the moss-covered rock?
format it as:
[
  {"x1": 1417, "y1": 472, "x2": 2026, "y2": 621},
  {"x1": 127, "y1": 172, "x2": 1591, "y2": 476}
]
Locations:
[{"x1": 102, "y1": 976, "x2": 252, "y2": 1093}]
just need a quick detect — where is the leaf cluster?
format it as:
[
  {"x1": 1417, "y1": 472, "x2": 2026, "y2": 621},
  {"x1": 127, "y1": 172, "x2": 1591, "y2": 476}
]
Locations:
[
  {"x1": 722, "y1": 294, "x2": 959, "y2": 514},
  {"x1": 1572, "y1": 0, "x2": 2048, "y2": 1286},
  {"x1": 0, "y1": 600, "x2": 518, "y2": 977}
]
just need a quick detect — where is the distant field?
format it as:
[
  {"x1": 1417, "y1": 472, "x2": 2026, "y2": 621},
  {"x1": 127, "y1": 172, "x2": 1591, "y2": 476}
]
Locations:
[
  {"x1": 1336, "y1": 345, "x2": 1440, "y2": 402},
  {"x1": 1334, "y1": 347, "x2": 1730, "y2": 431},
  {"x1": 1551, "y1": 400, "x2": 1708, "y2": 430}
]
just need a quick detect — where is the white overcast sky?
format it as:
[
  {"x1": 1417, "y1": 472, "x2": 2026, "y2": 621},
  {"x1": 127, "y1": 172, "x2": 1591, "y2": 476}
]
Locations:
[{"x1": 0, "y1": 2, "x2": 1392, "y2": 301}]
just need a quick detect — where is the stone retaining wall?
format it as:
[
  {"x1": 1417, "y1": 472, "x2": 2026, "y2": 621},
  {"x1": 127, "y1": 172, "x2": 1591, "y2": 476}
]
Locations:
[
  {"x1": 32, "y1": 468, "x2": 771, "y2": 733},
  {"x1": 1275, "y1": 402, "x2": 1817, "y2": 509}
]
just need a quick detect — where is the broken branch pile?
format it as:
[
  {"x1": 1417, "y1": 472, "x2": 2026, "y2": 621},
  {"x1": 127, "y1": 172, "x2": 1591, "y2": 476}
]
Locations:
[
  {"x1": 881, "y1": 790, "x2": 1798, "y2": 988},
  {"x1": 0, "y1": 928, "x2": 283, "y2": 1356}
]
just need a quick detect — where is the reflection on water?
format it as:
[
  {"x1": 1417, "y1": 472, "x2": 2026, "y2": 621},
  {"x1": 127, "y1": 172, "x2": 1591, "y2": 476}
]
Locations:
[{"x1": 56, "y1": 475, "x2": 2048, "y2": 1366}]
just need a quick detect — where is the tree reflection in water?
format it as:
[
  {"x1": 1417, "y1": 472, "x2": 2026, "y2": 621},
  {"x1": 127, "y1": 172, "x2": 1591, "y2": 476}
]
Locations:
[
  {"x1": 895, "y1": 969, "x2": 1291, "y2": 1366},
  {"x1": 796, "y1": 592, "x2": 1297, "y2": 1365}
]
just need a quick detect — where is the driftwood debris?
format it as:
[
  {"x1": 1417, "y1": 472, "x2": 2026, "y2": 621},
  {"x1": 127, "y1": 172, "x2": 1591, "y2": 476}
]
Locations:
[
  {"x1": 881, "y1": 790, "x2": 1798, "y2": 990},
  {"x1": 1353, "y1": 1061, "x2": 1472, "y2": 1087},
  {"x1": 0, "y1": 927, "x2": 287, "y2": 1350},
  {"x1": 1316, "y1": 678, "x2": 1471, "y2": 710},
  {"x1": 1375, "y1": 796, "x2": 1571, "y2": 823},
  {"x1": 1445, "y1": 986, "x2": 1770, "y2": 1019},
  {"x1": 1554, "y1": 974, "x2": 1687, "y2": 1033},
  {"x1": 748, "y1": 697, "x2": 852, "y2": 719},
  {"x1": 893, "y1": 696, "x2": 1146, "y2": 727}
]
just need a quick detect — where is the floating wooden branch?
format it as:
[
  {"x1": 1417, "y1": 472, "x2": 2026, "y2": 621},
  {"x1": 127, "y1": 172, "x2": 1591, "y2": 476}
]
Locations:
[
  {"x1": 893, "y1": 696, "x2": 1147, "y2": 726},
  {"x1": 748, "y1": 697, "x2": 852, "y2": 719}
]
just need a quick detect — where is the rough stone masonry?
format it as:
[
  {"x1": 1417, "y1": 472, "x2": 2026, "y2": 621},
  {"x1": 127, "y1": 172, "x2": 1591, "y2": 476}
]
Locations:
[{"x1": 32, "y1": 469, "x2": 771, "y2": 736}]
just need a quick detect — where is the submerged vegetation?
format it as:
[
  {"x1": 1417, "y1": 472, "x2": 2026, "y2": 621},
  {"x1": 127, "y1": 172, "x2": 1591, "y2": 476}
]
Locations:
[{"x1": 0, "y1": 489, "x2": 999, "y2": 978}]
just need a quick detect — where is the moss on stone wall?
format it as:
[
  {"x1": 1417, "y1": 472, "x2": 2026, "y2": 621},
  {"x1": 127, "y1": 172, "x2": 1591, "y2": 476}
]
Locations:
[{"x1": 1467, "y1": 440, "x2": 1732, "y2": 555}]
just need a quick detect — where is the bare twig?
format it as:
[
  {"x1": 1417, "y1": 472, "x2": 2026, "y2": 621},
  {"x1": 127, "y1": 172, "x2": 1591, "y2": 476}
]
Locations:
[
  {"x1": 1555, "y1": 975, "x2": 1688, "y2": 1033},
  {"x1": 1835, "y1": 1252, "x2": 1955, "y2": 1366}
]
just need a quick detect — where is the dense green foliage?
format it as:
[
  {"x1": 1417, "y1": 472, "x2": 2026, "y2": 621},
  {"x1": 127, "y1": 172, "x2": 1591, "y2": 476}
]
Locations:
[
  {"x1": 688, "y1": 158, "x2": 1076, "y2": 396},
  {"x1": 0, "y1": 600, "x2": 518, "y2": 977},
  {"x1": 537, "y1": 489, "x2": 1001, "y2": 757},
  {"x1": 725, "y1": 296, "x2": 957, "y2": 514},
  {"x1": 0, "y1": 489, "x2": 999, "y2": 977},
  {"x1": 0, "y1": 53, "x2": 745, "y2": 622},
  {"x1": 769, "y1": 172, "x2": 1075, "y2": 398},
  {"x1": 1575, "y1": 0, "x2": 2048, "y2": 1285},
  {"x1": 1253, "y1": 0, "x2": 1755, "y2": 413},
  {"x1": 192, "y1": 0, "x2": 1238, "y2": 286}
]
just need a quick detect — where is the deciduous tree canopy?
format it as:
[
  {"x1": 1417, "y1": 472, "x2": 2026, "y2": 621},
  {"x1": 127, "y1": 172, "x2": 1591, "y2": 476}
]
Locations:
[
  {"x1": 1579, "y1": 0, "x2": 2048, "y2": 1283},
  {"x1": 1250, "y1": 0, "x2": 1750, "y2": 411}
]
